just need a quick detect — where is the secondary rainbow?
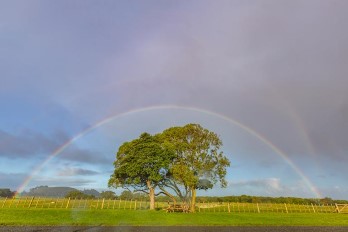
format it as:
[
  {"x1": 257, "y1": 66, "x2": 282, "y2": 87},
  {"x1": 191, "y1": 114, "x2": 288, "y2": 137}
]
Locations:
[{"x1": 16, "y1": 104, "x2": 322, "y2": 198}]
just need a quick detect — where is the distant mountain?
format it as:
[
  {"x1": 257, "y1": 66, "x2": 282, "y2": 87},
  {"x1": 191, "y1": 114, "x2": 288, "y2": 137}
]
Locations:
[
  {"x1": 21, "y1": 186, "x2": 100, "y2": 198},
  {"x1": 22, "y1": 186, "x2": 77, "y2": 197}
]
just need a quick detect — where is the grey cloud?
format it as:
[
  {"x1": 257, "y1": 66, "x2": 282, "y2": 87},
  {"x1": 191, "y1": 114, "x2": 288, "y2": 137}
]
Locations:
[
  {"x1": 86, "y1": 0, "x2": 348, "y2": 164},
  {"x1": 57, "y1": 167, "x2": 99, "y2": 176},
  {"x1": 229, "y1": 178, "x2": 284, "y2": 194},
  {"x1": 0, "y1": 129, "x2": 111, "y2": 166},
  {"x1": 58, "y1": 146, "x2": 112, "y2": 165},
  {"x1": 143, "y1": 0, "x2": 348, "y2": 161},
  {"x1": 0, "y1": 172, "x2": 96, "y2": 191},
  {"x1": 0, "y1": 129, "x2": 65, "y2": 158}
]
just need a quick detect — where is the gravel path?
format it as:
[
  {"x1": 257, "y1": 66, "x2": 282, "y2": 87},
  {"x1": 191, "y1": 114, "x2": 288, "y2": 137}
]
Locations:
[{"x1": 1, "y1": 227, "x2": 348, "y2": 232}]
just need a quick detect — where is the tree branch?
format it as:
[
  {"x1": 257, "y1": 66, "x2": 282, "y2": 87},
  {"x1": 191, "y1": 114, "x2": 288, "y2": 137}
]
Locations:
[{"x1": 158, "y1": 186, "x2": 177, "y2": 204}]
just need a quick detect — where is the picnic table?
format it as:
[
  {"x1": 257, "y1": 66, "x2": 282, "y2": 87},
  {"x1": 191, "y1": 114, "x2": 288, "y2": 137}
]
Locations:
[{"x1": 165, "y1": 204, "x2": 190, "y2": 213}]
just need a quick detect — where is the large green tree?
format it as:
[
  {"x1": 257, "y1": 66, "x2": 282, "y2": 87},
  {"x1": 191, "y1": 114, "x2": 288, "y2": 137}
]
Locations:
[
  {"x1": 108, "y1": 133, "x2": 175, "y2": 210},
  {"x1": 160, "y1": 124, "x2": 230, "y2": 212}
]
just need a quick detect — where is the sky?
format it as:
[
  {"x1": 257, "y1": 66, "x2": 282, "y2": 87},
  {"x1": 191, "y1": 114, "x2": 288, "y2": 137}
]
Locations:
[{"x1": 1, "y1": 0, "x2": 347, "y2": 199}]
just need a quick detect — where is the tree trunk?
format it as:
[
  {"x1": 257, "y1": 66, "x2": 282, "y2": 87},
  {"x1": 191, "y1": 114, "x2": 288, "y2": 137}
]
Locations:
[
  {"x1": 147, "y1": 180, "x2": 155, "y2": 210},
  {"x1": 149, "y1": 188, "x2": 155, "y2": 210},
  {"x1": 190, "y1": 188, "x2": 196, "y2": 213}
]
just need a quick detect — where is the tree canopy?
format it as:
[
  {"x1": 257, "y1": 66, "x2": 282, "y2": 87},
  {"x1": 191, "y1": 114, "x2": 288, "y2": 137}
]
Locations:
[
  {"x1": 159, "y1": 124, "x2": 230, "y2": 211},
  {"x1": 108, "y1": 132, "x2": 175, "y2": 209},
  {"x1": 108, "y1": 124, "x2": 230, "y2": 212}
]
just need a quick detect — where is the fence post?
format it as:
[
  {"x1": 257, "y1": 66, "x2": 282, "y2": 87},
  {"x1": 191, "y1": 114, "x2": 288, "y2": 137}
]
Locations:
[
  {"x1": 66, "y1": 197, "x2": 70, "y2": 209},
  {"x1": 228, "y1": 203, "x2": 231, "y2": 213},
  {"x1": 101, "y1": 198, "x2": 105, "y2": 209},
  {"x1": 257, "y1": 203, "x2": 260, "y2": 213},
  {"x1": 135, "y1": 200, "x2": 137, "y2": 210},
  {"x1": 28, "y1": 196, "x2": 35, "y2": 208},
  {"x1": 119, "y1": 199, "x2": 121, "y2": 209},
  {"x1": 335, "y1": 203, "x2": 339, "y2": 213},
  {"x1": 311, "y1": 203, "x2": 316, "y2": 213},
  {"x1": 2, "y1": 197, "x2": 7, "y2": 208},
  {"x1": 284, "y1": 203, "x2": 288, "y2": 213}
]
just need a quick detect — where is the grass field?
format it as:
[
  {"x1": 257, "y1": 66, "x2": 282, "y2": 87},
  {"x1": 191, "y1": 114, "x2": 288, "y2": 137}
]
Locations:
[{"x1": 0, "y1": 208, "x2": 348, "y2": 226}]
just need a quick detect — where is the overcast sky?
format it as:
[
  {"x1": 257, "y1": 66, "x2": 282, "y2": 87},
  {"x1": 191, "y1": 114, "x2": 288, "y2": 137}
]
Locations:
[{"x1": 1, "y1": 0, "x2": 347, "y2": 199}]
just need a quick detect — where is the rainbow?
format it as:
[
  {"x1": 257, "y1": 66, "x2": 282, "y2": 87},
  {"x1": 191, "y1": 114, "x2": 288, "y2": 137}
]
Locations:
[{"x1": 15, "y1": 105, "x2": 322, "y2": 198}]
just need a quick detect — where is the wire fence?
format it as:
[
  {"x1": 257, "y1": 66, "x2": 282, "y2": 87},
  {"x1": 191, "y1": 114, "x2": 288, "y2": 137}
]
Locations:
[
  {"x1": 0, "y1": 197, "x2": 346, "y2": 213},
  {"x1": 196, "y1": 202, "x2": 340, "y2": 213}
]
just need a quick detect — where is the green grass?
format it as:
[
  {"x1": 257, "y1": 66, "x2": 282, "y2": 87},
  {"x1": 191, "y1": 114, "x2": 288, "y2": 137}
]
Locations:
[{"x1": 0, "y1": 208, "x2": 348, "y2": 226}]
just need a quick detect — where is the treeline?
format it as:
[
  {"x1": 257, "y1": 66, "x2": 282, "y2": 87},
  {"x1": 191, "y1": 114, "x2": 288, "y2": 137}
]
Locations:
[
  {"x1": 0, "y1": 189, "x2": 16, "y2": 198},
  {"x1": 2, "y1": 187, "x2": 348, "y2": 204},
  {"x1": 194, "y1": 195, "x2": 348, "y2": 205},
  {"x1": 135, "y1": 194, "x2": 348, "y2": 205},
  {"x1": 64, "y1": 190, "x2": 147, "y2": 200},
  {"x1": 21, "y1": 186, "x2": 100, "y2": 198}
]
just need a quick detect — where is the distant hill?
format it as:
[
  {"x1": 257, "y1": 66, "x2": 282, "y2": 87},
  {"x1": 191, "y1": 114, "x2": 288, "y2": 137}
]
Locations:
[{"x1": 21, "y1": 186, "x2": 100, "y2": 198}]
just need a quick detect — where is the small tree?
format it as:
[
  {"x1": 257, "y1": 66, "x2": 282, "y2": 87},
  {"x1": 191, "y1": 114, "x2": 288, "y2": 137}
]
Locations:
[
  {"x1": 100, "y1": 191, "x2": 117, "y2": 199},
  {"x1": 120, "y1": 190, "x2": 133, "y2": 200}
]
